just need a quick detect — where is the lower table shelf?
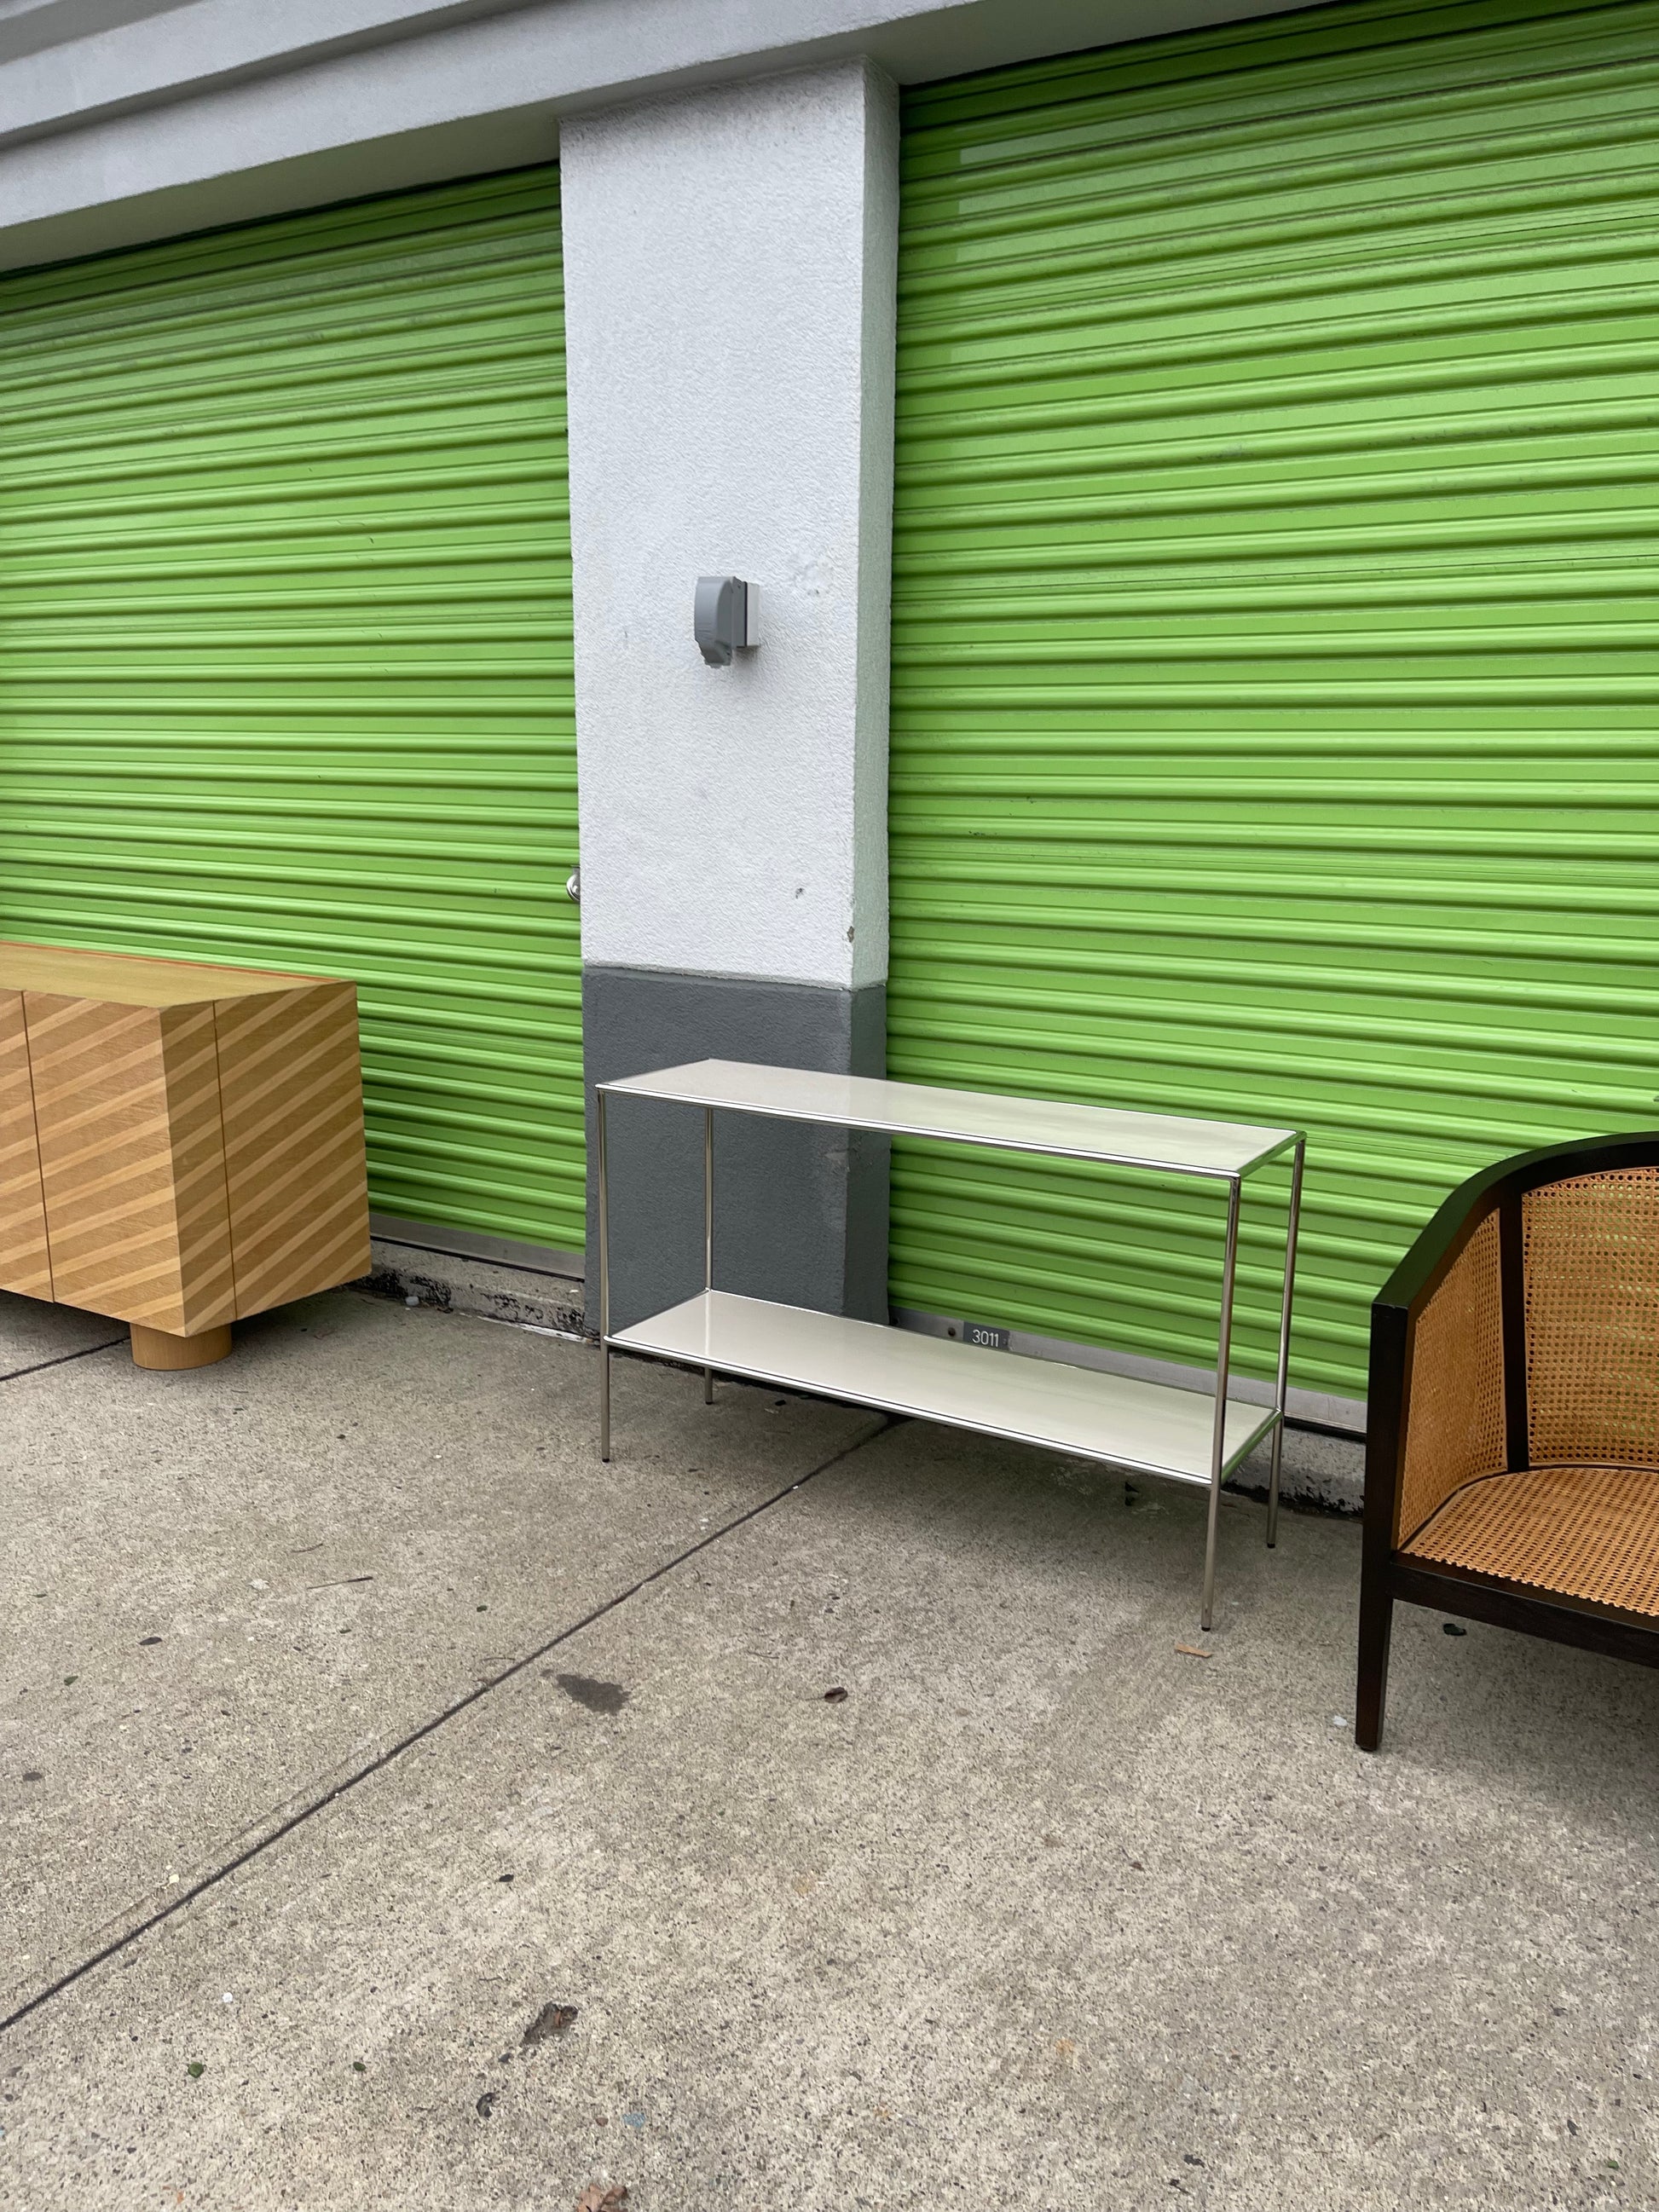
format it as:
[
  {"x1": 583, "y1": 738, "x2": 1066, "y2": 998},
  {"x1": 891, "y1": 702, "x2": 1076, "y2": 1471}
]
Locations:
[{"x1": 609, "y1": 1290, "x2": 1278, "y2": 1487}]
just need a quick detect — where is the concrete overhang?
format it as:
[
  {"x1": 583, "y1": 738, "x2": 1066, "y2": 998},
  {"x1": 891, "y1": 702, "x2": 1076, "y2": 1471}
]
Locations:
[{"x1": 0, "y1": 0, "x2": 1316, "y2": 271}]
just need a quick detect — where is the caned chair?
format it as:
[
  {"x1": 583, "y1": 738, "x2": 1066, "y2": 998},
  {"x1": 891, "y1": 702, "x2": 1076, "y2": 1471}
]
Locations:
[{"x1": 1357, "y1": 1134, "x2": 1659, "y2": 1752}]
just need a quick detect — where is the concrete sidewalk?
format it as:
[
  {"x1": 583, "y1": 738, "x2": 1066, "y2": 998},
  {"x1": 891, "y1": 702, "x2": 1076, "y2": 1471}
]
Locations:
[{"x1": 2, "y1": 1287, "x2": 1656, "y2": 2210}]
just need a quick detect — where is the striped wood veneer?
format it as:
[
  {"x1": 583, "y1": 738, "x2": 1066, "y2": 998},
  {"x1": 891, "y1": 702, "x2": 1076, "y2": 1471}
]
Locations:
[
  {"x1": 0, "y1": 941, "x2": 370, "y2": 1341},
  {"x1": 0, "y1": 989, "x2": 52, "y2": 1301}
]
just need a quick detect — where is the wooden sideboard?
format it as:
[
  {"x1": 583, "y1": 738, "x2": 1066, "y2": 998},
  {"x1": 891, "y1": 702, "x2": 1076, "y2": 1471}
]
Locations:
[{"x1": 1, "y1": 940, "x2": 371, "y2": 1367}]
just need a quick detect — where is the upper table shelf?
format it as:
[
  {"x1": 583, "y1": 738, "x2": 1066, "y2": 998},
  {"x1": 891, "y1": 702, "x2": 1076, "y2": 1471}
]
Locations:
[{"x1": 598, "y1": 1059, "x2": 1298, "y2": 1180}]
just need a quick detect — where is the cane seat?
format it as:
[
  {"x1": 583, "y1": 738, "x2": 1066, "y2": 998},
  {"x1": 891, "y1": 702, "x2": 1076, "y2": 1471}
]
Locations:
[{"x1": 1404, "y1": 1464, "x2": 1659, "y2": 1620}]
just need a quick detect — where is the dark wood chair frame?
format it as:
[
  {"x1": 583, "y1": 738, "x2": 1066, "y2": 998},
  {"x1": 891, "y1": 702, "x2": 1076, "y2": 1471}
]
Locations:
[{"x1": 1357, "y1": 1130, "x2": 1659, "y2": 1752}]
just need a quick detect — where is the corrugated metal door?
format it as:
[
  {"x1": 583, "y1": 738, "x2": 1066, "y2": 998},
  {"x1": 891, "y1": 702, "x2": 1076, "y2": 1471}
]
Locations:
[
  {"x1": 890, "y1": 0, "x2": 1659, "y2": 1409},
  {"x1": 0, "y1": 167, "x2": 582, "y2": 1259}
]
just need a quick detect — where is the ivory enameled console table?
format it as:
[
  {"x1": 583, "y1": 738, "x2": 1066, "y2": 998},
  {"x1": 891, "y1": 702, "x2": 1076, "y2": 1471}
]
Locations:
[
  {"x1": 596, "y1": 1060, "x2": 1306, "y2": 1630},
  {"x1": 0, "y1": 939, "x2": 371, "y2": 1368}
]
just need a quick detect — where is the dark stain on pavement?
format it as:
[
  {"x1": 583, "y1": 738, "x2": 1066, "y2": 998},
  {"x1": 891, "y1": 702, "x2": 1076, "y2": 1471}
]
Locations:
[
  {"x1": 552, "y1": 1672, "x2": 630, "y2": 1716},
  {"x1": 523, "y1": 2001, "x2": 581, "y2": 2046}
]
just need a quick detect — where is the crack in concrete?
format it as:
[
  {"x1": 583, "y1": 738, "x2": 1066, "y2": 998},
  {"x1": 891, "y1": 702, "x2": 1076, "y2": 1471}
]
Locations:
[
  {"x1": 0, "y1": 1411, "x2": 893, "y2": 2037},
  {"x1": 0, "y1": 1337, "x2": 127, "y2": 1386}
]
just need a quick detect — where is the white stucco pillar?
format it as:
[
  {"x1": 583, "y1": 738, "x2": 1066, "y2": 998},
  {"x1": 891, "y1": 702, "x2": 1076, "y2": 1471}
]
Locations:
[{"x1": 561, "y1": 58, "x2": 899, "y2": 1325}]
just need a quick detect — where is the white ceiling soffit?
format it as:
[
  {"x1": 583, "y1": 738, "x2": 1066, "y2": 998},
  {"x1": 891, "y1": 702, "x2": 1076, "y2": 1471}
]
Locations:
[{"x1": 0, "y1": 0, "x2": 1316, "y2": 271}]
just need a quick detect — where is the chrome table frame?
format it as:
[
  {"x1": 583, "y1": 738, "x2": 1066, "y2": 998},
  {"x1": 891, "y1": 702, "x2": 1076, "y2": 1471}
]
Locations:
[{"x1": 596, "y1": 1061, "x2": 1305, "y2": 1632}]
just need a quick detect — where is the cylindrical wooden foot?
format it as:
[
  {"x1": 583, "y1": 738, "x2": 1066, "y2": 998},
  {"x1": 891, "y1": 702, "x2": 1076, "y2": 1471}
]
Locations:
[{"x1": 130, "y1": 1322, "x2": 233, "y2": 1371}]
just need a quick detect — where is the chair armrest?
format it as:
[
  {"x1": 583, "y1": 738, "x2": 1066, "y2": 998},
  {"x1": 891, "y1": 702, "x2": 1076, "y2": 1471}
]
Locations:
[{"x1": 1367, "y1": 1187, "x2": 1508, "y2": 1551}]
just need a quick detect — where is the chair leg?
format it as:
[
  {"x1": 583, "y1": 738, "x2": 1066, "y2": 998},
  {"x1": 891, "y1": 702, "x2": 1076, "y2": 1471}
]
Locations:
[{"x1": 1356, "y1": 1581, "x2": 1393, "y2": 1753}]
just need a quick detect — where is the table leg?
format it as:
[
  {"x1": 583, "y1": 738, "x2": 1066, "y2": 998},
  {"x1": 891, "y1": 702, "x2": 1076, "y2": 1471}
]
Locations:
[
  {"x1": 703, "y1": 1103, "x2": 714, "y2": 1405},
  {"x1": 1202, "y1": 1175, "x2": 1243, "y2": 1634},
  {"x1": 598, "y1": 1088, "x2": 611, "y2": 1462},
  {"x1": 1266, "y1": 1135, "x2": 1306, "y2": 1550}
]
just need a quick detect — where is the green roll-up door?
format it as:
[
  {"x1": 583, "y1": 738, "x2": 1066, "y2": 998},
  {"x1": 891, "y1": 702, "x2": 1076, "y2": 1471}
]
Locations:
[
  {"x1": 891, "y1": 0, "x2": 1659, "y2": 1407},
  {"x1": 0, "y1": 167, "x2": 581, "y2": 1258}
]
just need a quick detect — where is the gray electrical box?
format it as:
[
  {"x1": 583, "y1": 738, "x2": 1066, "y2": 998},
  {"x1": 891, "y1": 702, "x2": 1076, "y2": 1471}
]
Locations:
[{"x1": 694, "y1": 575, "x2": 759, "y2": 666}]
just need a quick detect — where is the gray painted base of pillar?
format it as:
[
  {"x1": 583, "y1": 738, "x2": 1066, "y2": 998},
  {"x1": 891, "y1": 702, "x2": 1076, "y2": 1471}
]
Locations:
[{"x1": 582, "y1": 966, "x2": 889, "y2": 1334}]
